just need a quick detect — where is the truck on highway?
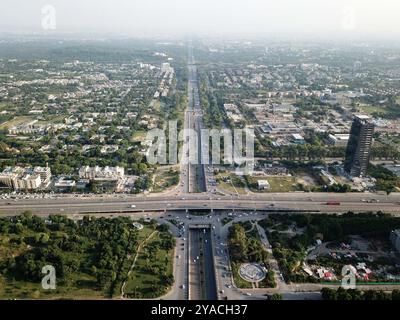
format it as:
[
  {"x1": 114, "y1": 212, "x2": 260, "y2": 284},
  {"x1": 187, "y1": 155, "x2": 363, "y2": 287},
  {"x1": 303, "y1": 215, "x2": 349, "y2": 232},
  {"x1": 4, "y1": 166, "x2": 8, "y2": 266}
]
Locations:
[{"x1": 326, "y1": 201, "x2": 341, "y2": 205}]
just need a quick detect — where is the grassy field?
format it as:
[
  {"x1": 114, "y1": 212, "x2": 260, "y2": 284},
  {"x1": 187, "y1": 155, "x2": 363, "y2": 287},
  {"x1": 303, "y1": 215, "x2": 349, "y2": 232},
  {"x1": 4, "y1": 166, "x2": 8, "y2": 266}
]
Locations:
[
  {"x1": 216, "y1": 172, "x2": 248, "y2": 195},
  {"x1": 219, "y1": 173, "x2": 304, "y2": 193},
  {"x1": 248, "y1": 176, "x2": 298, "y2": 193},
  {"x1": 358, "y1": 104, "x2": 387, "y2": 115},
  {"x1": 152, "y1": 166, "x2": 180, "y2": 192},
  {"x1": 0, "y1": 273, "x2": 105, "y2": 300},
  {"x1": 37, "y1": 115, "x2": 66, "y2": 125},
  {"x1": 135, "y1": 224, "x2": 156, "y2": 243},
  {"x1": 149, "y1": 99, "x2": 165, "y2": 112},
  {"x1": 131, "y1": 131, "x2": 148, "y2": 142},
  {"x1": 266, "y1": 176, "x2": 297, "y2": 192},
  {"x1": 123, "y1": 231, "x2": 174, "y2": 299},
  {"x1": 0, "y1": 116, "x2": 35, "y2": 130},
  {"x1": 0, "y1": 102, "x2": 15, "y2": 112}
]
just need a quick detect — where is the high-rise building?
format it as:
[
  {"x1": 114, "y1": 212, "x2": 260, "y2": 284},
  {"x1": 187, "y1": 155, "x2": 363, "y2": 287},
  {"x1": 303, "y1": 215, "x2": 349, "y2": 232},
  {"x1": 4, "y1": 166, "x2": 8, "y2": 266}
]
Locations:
[
  {"x1": 344, "y1": 115, "x2": 374, "y2": 177},
  {"x1": 390, "y1": 229, "x2": 400, "y2": 253}
]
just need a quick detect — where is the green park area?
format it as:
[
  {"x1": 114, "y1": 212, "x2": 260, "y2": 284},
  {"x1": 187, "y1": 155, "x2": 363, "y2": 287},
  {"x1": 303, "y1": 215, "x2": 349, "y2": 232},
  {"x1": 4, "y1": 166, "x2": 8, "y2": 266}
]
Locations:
[
  {"x1": 0, "y1": 116, "x2": 34, "y2": 130},
  {"x1": 245, "y1": 175, "x2": 299, "y2": 193},
  {"x1": 0, "y1": 212, "x2": 174, "y2": 299},
  {"x1": 131, "y1": 131, "x2": 148, "y2": 142},
  {"x1": 216, "y1": 172, "x2": 248, "y2": 195},
  {"x1": 357, "y1": 103, "x2": 387, "y2": 116},
  {"x1": 122, "y1": 225, "x2": 175, "y2": 299},
  {"x1": 228, "y1": 221, "x2": 276, "y2": 289},
  {"x1": 152, "y1": 166, "x2": 180, "y2": 192}
]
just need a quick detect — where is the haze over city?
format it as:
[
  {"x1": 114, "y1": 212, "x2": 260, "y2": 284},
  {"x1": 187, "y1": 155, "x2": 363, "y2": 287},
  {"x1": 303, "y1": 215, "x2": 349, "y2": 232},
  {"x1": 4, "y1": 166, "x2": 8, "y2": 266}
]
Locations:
[{"x1": 1, "y1": 0, "x2": 400, "y2": 39}]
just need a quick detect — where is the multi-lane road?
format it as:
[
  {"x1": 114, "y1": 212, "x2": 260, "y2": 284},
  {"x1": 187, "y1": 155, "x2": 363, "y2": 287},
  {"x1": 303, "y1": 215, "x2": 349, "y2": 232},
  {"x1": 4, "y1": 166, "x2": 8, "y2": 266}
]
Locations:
[
  {"x1": 188, "y1": 228, "x2": 202, "y2": 299},
  {"x1": 190, "y1": 226, "x2": 218, "y2": 300},
  {"x1": 1, "y1": 192, "x2": 399, "y2": 215},
  {"x1": 186, "y1": 43, "x2": 207, "y2": 193}
]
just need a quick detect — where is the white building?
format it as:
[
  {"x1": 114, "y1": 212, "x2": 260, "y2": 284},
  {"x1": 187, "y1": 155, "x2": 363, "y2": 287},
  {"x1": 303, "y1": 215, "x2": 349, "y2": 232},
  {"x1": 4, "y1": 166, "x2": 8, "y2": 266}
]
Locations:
[
  {"x1": 0, "y1": 168, "x2": 19, "y2": 189},
  {"x1": 33, "y1": 166, "x2": 52, "y2": 186},
  {"x1": 8, "y1": 120, "x2": 44, "y2": 135},
  {"x1": 257, "y1": 180, "x2": 270, "y2": 190},
  {"x1": 291, "y1": 133, "x2": 305, "y2": 144},
  {"x1": 327, "y1": 134, "x2": 350, "y2": 146},
  {"x1": 0, "y1": 166, "x2": 51, "y2": 190},
  {"x1": 16, "y1": 174, "x2": 41, "y2": 190},
  {"x1": 54, "y1": 178, "x2": 76, "y2": 190},
  {"x1": 78, "y1": 166, "x2": 125, "y2": 181}
]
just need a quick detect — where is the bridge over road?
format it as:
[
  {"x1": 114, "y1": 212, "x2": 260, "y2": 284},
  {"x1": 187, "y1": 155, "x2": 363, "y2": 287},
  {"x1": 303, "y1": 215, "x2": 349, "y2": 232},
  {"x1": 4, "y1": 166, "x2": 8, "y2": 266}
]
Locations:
[{"x1": 0, "y1": 192, "x2": 399, "y2": 215}]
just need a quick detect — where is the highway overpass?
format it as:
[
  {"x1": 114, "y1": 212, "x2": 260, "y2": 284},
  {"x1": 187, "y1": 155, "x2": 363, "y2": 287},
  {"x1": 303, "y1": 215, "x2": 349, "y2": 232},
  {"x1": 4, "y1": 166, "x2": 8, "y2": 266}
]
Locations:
[{"x1": 0, "y1": 192, "x2": 399, "y2": 215}]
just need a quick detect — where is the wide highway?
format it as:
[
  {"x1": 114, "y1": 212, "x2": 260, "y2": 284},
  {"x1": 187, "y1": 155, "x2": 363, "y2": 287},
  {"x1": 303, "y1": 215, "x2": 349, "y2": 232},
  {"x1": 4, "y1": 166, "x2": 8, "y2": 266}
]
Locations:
[{"x1": 0, "y1": 192, "x2": 399, "y2": 215}]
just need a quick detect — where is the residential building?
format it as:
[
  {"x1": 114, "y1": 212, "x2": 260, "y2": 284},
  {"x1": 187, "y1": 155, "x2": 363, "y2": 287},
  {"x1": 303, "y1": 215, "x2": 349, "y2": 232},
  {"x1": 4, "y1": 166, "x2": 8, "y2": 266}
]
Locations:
[
  {"x1": 33, "y1": 165, "x2": 52, "y2": 186},
  {"x1": 15, "y1": 174, "x2": 41, "y2": 190},
  {"x1": 0, "y1": 166, "x2": 51, "y2": 190},
  {"x1": 8, "y1": 120, "x2": 44, "y2": 135}
]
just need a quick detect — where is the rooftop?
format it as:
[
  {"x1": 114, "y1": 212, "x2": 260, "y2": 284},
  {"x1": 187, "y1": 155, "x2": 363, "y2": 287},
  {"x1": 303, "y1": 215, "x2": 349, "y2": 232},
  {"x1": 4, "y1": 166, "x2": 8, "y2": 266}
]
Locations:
[{"x1": 355, "y1": 114, "x2": 371, "y2": 120}]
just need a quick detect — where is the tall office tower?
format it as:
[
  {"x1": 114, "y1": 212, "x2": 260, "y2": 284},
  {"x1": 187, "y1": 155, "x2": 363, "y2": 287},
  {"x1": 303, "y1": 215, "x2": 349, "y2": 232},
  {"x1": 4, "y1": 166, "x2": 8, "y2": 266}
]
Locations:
[{"x1": 344, "y1": 115, "x2": 375, "y2": 177}]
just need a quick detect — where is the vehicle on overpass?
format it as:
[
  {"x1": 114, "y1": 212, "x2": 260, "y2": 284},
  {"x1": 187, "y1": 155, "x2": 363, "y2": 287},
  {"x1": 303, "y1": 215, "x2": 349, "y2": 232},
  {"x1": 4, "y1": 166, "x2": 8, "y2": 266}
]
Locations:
[{"x1": 326, "y1": 201, "x2": 341, "y2": 205}]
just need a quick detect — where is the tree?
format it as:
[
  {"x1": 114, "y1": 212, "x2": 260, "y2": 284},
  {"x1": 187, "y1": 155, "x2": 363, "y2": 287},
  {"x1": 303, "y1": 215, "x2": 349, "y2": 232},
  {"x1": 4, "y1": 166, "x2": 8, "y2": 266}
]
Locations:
[
  {"x1": 13, "y1": 222, "x2": 24, "y2": 234},
  {"x1": 337, "y1": 287, "x2": 353, "y2": 300},
  {"x1": 268, "y1": 293, "x2": 283, "y2": 300},
  {"x1": 321, "y1": 288, "x2": 337, "y2": 300},
  {"x1": 392, "y1": 290, "x2": 400, "y2": 300}
]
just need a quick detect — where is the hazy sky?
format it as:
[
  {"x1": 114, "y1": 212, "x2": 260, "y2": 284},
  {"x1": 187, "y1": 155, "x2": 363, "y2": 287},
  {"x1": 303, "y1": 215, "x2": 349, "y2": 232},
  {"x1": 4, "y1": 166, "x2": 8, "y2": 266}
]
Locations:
[{"x1": 1, "y1": 0, "x2": 400, "y2": 38}]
